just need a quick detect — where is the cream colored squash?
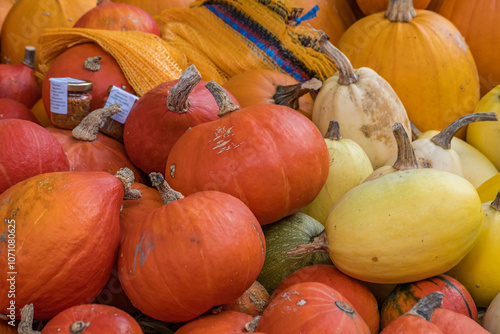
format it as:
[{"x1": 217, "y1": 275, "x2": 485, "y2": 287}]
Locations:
[
  {"x1": 312, "y1": 31, "x2": 411, "y2": 170},
  {"x1": 325, "y1": 168, "x2": 483, "y2": 284},
  {"x1": 302, "y1": 120, "x2": 373, "y2": 225},
  {"x1": 417, "y1": 130, "x2": 498, "y2": 188},
  {"x1": 484, "y1": 292, "x2": 500, "y2": 333},
  {"x1": 467, "y1": 84, "x2": 500, "y2": 170},
  {"x1": 447, "y1": 191, "x2": 500, "y2": 308},
  {"x1": 385, "y1": 113, "x2": 498, "y2": 179}
]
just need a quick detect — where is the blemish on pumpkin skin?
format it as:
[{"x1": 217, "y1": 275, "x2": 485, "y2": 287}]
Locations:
[
  {"x1": 418, "y1": 158, "x2": 432, "y2": 168},
  {"x1": 209, "y1": 126, "x2": 243, "y2": 154},
  {"x1": 0, "y1": 232, "x2": 6, "y2": 242},
  {"x1": 132, "y1": 232, "x2": 155, "y2": 274},
  {"x1": 372, "y1": 257, "x2": 378, "y2": 262}
]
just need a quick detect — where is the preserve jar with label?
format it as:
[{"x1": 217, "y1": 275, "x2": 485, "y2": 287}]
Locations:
[{"x1": 50, "y1": 79, "x2": 93, "y2": 130}]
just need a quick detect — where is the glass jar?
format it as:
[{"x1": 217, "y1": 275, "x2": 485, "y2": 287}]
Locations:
[{"x1": 50, "y1": 80, "x2": 93, "y2": 130}]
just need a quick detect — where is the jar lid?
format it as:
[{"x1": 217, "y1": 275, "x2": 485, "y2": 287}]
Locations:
[{"x1": 67, "y1": 80, "x2": 93, "y2": 93}]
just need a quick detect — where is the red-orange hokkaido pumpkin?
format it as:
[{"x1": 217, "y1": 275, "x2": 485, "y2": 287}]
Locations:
[
  {"x1": 257, "y1": 282, "x2": 370, "y2": 333},
  {"x1": 0, "y1": 171, "x2": 124, "y2": 319},
  {"x1": 118, "y1": 183, "x2": 266, "y2": 322},
  {"x1": 165, "y1": 82, "x2": 329, "y2": 225},
  {"x1": 0, "y1": 119, "x2": 69, "y2": 194}
]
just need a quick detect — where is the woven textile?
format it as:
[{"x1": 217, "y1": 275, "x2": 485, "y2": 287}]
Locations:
[
  {"x1": 37, "y1": 28, "x2": 188, "y2": 96},
  {"x1": 155, "y1": 0, "x2": 337, "y2": 84}
]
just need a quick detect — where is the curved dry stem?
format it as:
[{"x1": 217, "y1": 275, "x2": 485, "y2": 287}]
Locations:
[
  {"x1": 406, "y1": 292, "x2": 444, "y2": 321},
  {"x1": 18, "y1": 304, "x2": 41, "y2": 334},
  {"x1": 72, "y1": 103, "x2": 121, "y2": 141},
  {"x1": 392, "y1": 122, "x2": 418, "y2": 170},
  {"x1": 314, "y1": 30, "x2": 358, "y2": 85},
  {"x1": 273, "y1": 78, "x2": 322, "y2": 110},
  {"x1": 491, "y1": 190, "x2": 500, "y2": 211},
  {"x1": 115, "y1": 167, "x2": 142, "y2": 200},
  {"x1": 325, "y1": 120, "x2": 342, "y2": 140},
  {"x1": 84, "y1": 56, "x2": 102, "y2": 72},
  {"x1": 149, "y1": 172, "x2": 184, "y2": 204},
  {"x1": 431, "y1": 112, "x2": 498, "y2": 149},
  {"x1": 205, "y1": 81, "x2": 240, "y2": 117},
  {"x1": 410, "y1": 121, "x2": 422, "y2": 141},
  {"x1": 286, "y1": 231, "x2": 330, "y2": 258},
  {"x1": 167, "y1": 64, "x2": 201, "y2": 113},
  {"x1": 385, "y1": 0, "x2": 416, "y2": 22}
]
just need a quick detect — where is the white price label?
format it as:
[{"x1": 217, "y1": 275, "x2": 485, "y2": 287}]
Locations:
[
  {"x1": 49, "y1": 78, "x2": 85, "y2": 115},
  {"x1": 104, "y1": 86, "x2": 139, "y2": 124}
]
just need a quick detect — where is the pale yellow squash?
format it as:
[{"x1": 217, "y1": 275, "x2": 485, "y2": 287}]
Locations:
[
  {"x1": 312, "y1": 31, "x2": 411, "y2": 170},
  {"x1": 447, "y1": 191, "x2": 500, "y2": 308},
  {"x1": 302, "y1": 120, "x2": 373, "y2": 225},
  {"x1": 325, "y1": 168, "x2": 483, "y2": 284},
  {"x1": 467, "y1": 85, "x2": 500, "y2": 170},
  {"x1": 484, "y1": 292, "x2": 500, "y2": 333},
  {"x1": 478, "y1": 173, "x2": 500, "y2": 203}
]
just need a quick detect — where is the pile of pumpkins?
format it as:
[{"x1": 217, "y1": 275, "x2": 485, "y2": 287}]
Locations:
[{"x1": 1, "y1": 0, "x2": 500, "y2": 333}]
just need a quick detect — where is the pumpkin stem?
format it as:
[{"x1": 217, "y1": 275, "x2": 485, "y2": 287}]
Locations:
[
  {"x1": 410, "y1": 121, "x2": 421, "y2": 141},
  {"x1": 205, "y1": 81, "x2": 240, "y2": 117},
  {"x1": 272, "y1": 78, "x2": 322, "y2": 110},
  {"x1": 431, "y1": 112, "x2": 498, "y2": 149},
  {"x1": 385, "y1": 0, "x2": 416, "y2": 22},
  {"x1": 406, "y1": 291, "x2": 444, "y2": 321},
  {"x1": 97, "y1": 0, "x2": 106, "y2": 5},
  {"x1": 17, "y1": 304, "x2": 41, "y2": 334},
  {"x1": 325, "y1": 120, "x2": 342, "y2": 140},
  {"x1": 314, "y1": 30, "x2": 358, "y2": 86},
  {"x1": 115, "y1": 167, "x2": 142, "y2": 200},
  {"x1": 72, "y1": 103, "x2": 121, "y2": 141},
  {"x1": 84, "y1": 56, "x2": 102, "y2": 72},
  {"x1": 70, "y1": 321, "x2": 90, "y2": 333},
  {"x1": 286, "y1": 231, "x2": 330, "y2": 258},
  {"x1": 491, "y1": 190, "x2": 500, "y2": 211},
  {"x1": 245, "y1": 315, "x2": 261, "y2": 333},
  {"x1": 21, "y1": 46, "x2": 36, "y2": 68},
  {"x1": 167, "y1": 64, "x2": 202, "y2": 113},
  {"x1": 392, "y1": 122, "x2": 418, "y2": 171},
  {"x1": 149, "y1": 172, "x2": 184, "y2": 204}
]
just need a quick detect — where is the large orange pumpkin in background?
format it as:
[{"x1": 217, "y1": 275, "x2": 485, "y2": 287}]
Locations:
[
  {"x1": 0, "y1": 0, "x2": 15, "y2": 36},
  {"x1": 357, "y1": 0, "x2": 431, "y2": 15},
  {"x1": 0, "y1": 0, "x2": 95, "y2": 68},
  {"x1": 288, "y1": 0, "x2": 357, "y2": 45},
  {"x1": 428, "y1": 0, "x2": 500, "y2": 96},
  {"x1": 337, "y1": 0, "x2": 480, "y2": 139}
]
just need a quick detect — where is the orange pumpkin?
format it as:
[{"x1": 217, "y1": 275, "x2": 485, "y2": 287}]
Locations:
[
  {"x1": 0, "y1": 319, "x2": 17, "y2": 334},
  {"x1": 0, "y1": 0, "x2": 15, "y2": 36},
  {"x1": 380, "y1": 274, "x2": 478, "y2": 329},
  {"x1": 357, "y1": 0, "x2": 431, "y2": 15},
  {"x1": 287, "y1": 0, "x2": 357, "y2": 45},
  {"x1": 428, "y1": 0, "x2": 500, "y2": 96},
  {"x1": 47, "y1": 105, "x2": 145, "y2": 184},
  {"x1": 110, "y1": 0, "x2": 194, "y2": 16},
  {"x1": 30, "y1": 98, "x2": 52, "y2": 127},
  {"x1": 222, "y1": 69, "x2": 318, "y2": 119},
  {"x1": 271, "y1": 264, "x2": 379, "y2": 334},
  {"x1": 0, "y1": 171, "x2": 125, "y2": 319},
  {"x1": 118, "y1": 174, "x2": 266, "y2": 322},
  {"x1": 41, "y1": 43, "x2": 135, "y2": 115},
  {"x1": 41, "y1": 304, "x2": 143, "y2": 333},
  {"x1": 337, "y1": 0, "x2": 480, "y2": 139},
  {"x1": 0, "y1": 119, "x2": 69, "y2": 194},
  {"x1": 257, "y1": 282, "x2": 370, "y2": 333},
  {"x1": 0, "y1": 0, "x2": 95, "y2": 69},
  {"x1": 430, "y1": 308, "x2": 489, "y2": 334},
  {"x1": 0, "y1": 98, "x2": 39, "y2": 123},
  {"x1": 74, "y1": 0, "x2": 160, "y2": 36},
  {"x1": 175, "y1": 311, "x2": 254, "y2": 334},
  {"x1": 165, "y1": 82, "x2": 329, "y2": 225}
]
